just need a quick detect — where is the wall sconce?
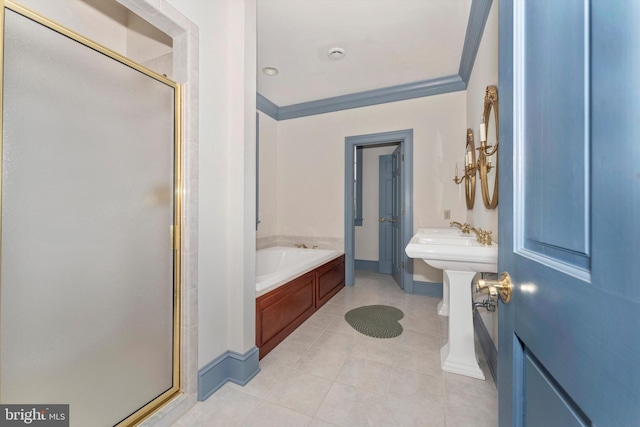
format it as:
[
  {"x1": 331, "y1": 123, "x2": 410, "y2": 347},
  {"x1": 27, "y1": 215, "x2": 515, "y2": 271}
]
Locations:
[
  {"x1": 478, "y1": 85, "x2": 498, "y2": 209},
  {"x1": 453, "y1": 128, "x2": 477, "y2": 209},
  {"x1": 453, "y1": 86, "x2": 499, "y2": 210}
]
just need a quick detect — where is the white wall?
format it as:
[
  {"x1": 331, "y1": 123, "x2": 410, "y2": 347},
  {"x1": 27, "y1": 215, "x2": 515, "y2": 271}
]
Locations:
[
  {"x1": 19, "y1": 0, "x2": 128, "y2": 55},
  {"x1": 164, "y1": 0, "x2": 257, "y2": 366},
  {"x1": 126, "y1": 12, "x2": 172, "y2": 64},
  {"x1": 164, "y1": 0, "x2": 229, "y2": 367},
  {"x1": 466, "y1": 0, "x2": 499, "y2": 237},
  {"x1": 466, "y1": 0, "x2": 499, "y2": 346},
  {"x1": 273, "y1": 92, "x2": 467, "y2": 283},
  {"x1": 20, "y1": 0, "x2": 172, "y2": 69},
  {"x1": 257, "y1": 112, "x2": 279, "y2": 239}
]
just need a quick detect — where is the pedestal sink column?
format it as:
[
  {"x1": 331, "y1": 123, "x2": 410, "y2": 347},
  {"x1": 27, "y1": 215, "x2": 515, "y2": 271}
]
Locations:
[
  {"x1": 437, "y1": 273, "x2": 449, "y2": 316},
  {"x1": 440, "y1": 269, "x2": 485, "y2": 380}
]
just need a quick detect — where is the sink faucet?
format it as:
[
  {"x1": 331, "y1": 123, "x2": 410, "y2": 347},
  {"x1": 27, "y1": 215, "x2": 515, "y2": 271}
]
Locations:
[
  {"x1": 469, "y1": 227, "x2": 493, "y2": 246},
  {"x1": 295, "y1": 243, "x2": 308, "y2": 249},
  {"x1": 450, "y1": 221, "x2": 471, "y2": 234}
]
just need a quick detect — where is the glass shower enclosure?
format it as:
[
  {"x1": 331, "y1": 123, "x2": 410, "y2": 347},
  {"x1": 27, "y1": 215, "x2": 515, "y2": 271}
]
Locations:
[{"x1": 0, "y1": 1, "x2": 182, "y2": 425}]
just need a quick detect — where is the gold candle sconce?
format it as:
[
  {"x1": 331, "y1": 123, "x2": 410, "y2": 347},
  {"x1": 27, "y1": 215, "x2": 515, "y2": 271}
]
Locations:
[
  {"x1": 453, "y1": 85, "x2": 499, "y2": 210},
  {"x1": 453, "y1": 128, "x2": 477, "y2": 209},
  {"x1": 478, "y1": 85, "x2": 499, "y2": 209}
]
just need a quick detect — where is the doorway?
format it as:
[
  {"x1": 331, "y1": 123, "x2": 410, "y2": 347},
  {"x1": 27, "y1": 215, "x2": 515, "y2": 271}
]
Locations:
[
  {"x1": 354, "y1": 144, "x2": 401, "y2": 288},
  {"x1": 345, "y1": 129, "x2": 414, "y2": 292}
]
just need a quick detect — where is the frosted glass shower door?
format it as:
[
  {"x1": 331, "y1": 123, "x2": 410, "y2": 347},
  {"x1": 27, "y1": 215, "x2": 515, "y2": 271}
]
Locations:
[{"x1": 0, "y1": 5, "x2": 180, "y2": 426}]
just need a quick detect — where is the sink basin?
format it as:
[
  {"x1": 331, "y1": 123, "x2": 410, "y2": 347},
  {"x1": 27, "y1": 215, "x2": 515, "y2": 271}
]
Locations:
[
  {"x1": 413, "y1": 227, "x2": 470, "y2": 235},
  {"x1": 405, "y1": 228, "x2": 498, "y2": 380},
  {"x1": 405, "y1": 233, "x2": 497, "y2": 273}
]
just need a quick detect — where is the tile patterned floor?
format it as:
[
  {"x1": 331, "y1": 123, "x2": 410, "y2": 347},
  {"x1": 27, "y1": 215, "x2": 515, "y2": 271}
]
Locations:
[{"x1": 173, "y1": 270, "x2": 498, "y2": 426}]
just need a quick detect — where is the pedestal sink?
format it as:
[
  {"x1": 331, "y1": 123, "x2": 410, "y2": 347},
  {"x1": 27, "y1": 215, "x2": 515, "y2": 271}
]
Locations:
[
  {"x1": 405, "y1": 228, "x2": 497, "y2": 380},
  {"x1": 411, "y1": 228, "x2": 476, "y2": 317}
]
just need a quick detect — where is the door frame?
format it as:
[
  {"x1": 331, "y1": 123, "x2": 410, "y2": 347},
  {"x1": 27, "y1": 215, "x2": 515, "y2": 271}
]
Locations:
[
  {"x1": 497, "y1": 0, "x2": 516, "y2": 423},
  {"x1": 344, "y1": 129, "x2": 413, "y2": 291}
]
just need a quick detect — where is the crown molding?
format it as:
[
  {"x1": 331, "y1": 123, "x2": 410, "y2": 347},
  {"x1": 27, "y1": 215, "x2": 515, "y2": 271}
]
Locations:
[
  {"x1": 459, "y1": 0, "x2": 493, "y2": 83},
  {"x1": 256, "y1": 93, "x2": 279, "y2": 120},
  {"x1": 278, "y1": 75, "x2": 464, "y2": 120},
  {"x1": 257, "y1": 0, "x2": 492, "y2": 121}
]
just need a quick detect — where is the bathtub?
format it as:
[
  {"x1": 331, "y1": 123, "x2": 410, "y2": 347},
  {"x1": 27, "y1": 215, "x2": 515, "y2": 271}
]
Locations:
[
  {"x1": 255, "y1": 246, "x2": 345, "y2": 359},
  {"x1": 256, "y1": 246, "x2": 342, "y2": 297}
]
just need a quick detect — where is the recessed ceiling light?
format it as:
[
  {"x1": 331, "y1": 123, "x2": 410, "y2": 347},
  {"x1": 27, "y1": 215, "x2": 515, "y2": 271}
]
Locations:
[
  {"x1": 262, "y1": 67, "x2": 279, "y2": 76},
  {"x1": 328, "y1": 47, "x2": 346, "y2": 61}
]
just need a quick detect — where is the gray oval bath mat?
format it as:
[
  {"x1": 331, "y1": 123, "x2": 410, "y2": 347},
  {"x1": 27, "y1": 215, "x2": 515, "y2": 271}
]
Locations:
[{"x1": 344, "y1": 305, "x2": 404, "y2": 338}]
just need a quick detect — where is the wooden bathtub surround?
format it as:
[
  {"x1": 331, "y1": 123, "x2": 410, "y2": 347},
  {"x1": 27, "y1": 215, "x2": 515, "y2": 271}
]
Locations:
[
  {"x1": 255, "y1": 271, "x2": 316, "y2": 359},
  {"x1": 316, "y1": 255, "x2": 346, "y2": 307},
  {"x1": 256, "y1": 254, "x2": 345, "y2": 359}
]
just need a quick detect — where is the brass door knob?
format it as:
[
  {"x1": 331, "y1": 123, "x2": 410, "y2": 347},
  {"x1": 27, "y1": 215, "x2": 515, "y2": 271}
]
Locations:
[
  {"x1": 389, "y1": 219, "x2": 397, "y2": 223},
  {"x1": 379, "y1": 217, "x2": 386, "y2": 222},
  {"x1": 476, "y1": 272, "x2": 513, "y2": 304}
]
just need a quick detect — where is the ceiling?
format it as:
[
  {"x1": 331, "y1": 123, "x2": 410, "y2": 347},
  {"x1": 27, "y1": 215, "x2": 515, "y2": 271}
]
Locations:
[{"x1": 257, "y1": 0, "x2": 473, "y2": 107}]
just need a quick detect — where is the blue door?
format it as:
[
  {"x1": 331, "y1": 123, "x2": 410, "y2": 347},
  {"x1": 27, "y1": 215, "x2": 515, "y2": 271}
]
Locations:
[
  {"x1": 499, "y1": 1, "x2": 640, "y2": 425},
  {"x1": 391, "y1": 145, "x2": 402, "y2": 287},
  {"x1": 378, "y1": 154, "x2": 393, "y2": 274}
]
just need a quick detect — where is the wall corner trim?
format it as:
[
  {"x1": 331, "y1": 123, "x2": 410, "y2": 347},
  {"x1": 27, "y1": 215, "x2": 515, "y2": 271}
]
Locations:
[
  {"x1": 458, "y1": 0, "x2": 494, "y2": 83},
  {"x1": 473, "y1": 310, "x2": 497, "y2": 387},
  {"x1": 257, "y1": 93, "x2": 279, "y2": 120},
  {"x1": 197, "y1": 347, "x2": 260, "y2": 401}
]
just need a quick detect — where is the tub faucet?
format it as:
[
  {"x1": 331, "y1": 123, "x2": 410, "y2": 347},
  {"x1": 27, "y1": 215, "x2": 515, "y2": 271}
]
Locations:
[
  {"x1": 450, "y1": 221, "x2": 471, "y2": 234},
  {"x1": 295, "y1": 243, "x2": 308, "y2": 249}
]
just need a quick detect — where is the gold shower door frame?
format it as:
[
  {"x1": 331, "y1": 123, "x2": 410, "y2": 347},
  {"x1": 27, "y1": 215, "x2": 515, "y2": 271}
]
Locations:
[{"x1": 0, "y1": 1, "x2": 182, "y2": 425}]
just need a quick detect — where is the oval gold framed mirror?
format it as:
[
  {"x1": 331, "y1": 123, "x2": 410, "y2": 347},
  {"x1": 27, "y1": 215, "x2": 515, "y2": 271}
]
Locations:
[
  {"x1": 480, "y1": 85, "x2": 498, "y2": 209},
  {"x1": 465, "y1": 128, "x2": 476, "y2": 209}
]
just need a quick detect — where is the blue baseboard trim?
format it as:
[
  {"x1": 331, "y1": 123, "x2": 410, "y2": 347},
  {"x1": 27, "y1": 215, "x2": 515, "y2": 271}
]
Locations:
[
  {"x1": 473, "y1": 310, "x2": 497, "y2": 387},
  {"x1": 198, "y1": 346, "x2": 260, "y2": 401},
  {"x1": 354, "y1": 259, "x2": 379, "y2": 272},
  {"x1": 411, "y1": 281, "x2": 443, "y2": 298}
]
